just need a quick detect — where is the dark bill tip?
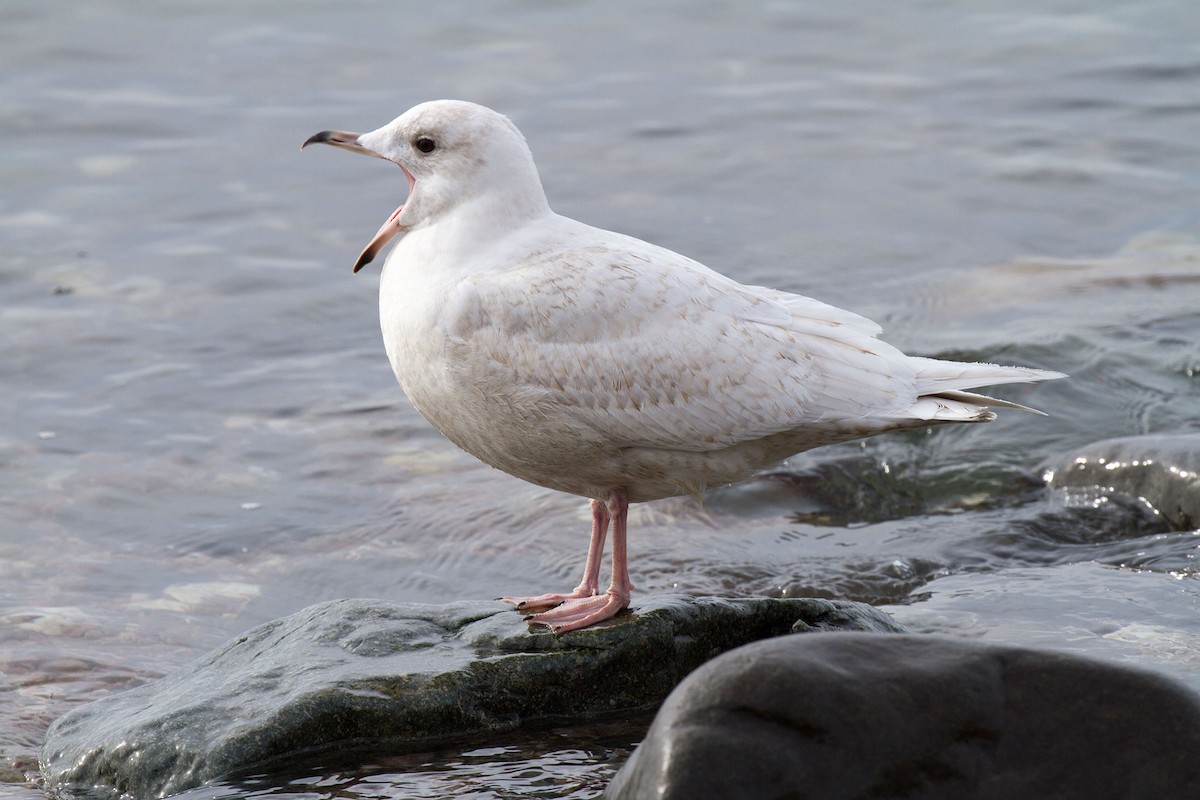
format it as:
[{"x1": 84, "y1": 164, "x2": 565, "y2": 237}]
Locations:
[
  {"x1": 300, "y1": 129, "x2": 370, "y2": 154},
  {"x1": 352, "y1": 252, "x2": 373, "y2": 274},
  {"x1": 301, "y1": 130, "x2": 336, "y2": 150}
]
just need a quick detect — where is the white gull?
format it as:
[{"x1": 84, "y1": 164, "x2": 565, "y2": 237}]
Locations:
[{"x1": 303, "y1": 100, "x2": 1064, "y2": 633}]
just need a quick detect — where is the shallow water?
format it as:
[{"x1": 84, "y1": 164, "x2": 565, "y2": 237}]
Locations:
[
  {"x1": 4, "y1": 1, "x2": 1200, "y2": 797},
  {"x1": 160, "y1": 718, "x2": 647, "y2": 800}
]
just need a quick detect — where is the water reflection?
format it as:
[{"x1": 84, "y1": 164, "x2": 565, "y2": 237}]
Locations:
[{"x1": 170, "y1": 719, "x2": 645, "y2": 800}]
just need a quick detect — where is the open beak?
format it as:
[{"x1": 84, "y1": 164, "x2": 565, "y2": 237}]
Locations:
[
  {"x1": 301, "y1": 129, "x2": 378, "y2": 157},
  {"x1": 302, "y1": 130, "x2": 415, "y2": 273}
]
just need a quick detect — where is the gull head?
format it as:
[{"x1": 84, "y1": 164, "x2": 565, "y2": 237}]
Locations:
[{"x1": 303, "y1": 100, "x2": 549, "y2": 272}]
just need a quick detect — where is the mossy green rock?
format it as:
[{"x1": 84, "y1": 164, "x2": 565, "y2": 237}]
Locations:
[{"x1": 41, "y1": 594, "x2": 903, "y2": 800}]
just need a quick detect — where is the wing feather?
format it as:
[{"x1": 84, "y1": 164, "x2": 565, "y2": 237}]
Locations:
[{"x1": 443, "y1": 226, "x2": 919, "y2": 452}]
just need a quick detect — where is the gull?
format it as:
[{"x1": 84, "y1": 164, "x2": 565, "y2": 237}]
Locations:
[{"x1": 303, "y1": 100, "x2": 1064, "y2": 633}]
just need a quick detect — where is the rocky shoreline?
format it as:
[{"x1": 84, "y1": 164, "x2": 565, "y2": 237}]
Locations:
[{"x1": 40, "y1": 595, "x2": 902, "y2": 799}]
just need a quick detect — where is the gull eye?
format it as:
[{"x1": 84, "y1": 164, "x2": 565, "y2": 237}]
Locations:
[{"x1": 415, "y1": 136, "x2": 437, "y2": 154}]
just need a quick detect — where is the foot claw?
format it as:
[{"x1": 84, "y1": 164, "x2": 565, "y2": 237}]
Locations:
[
  {"x1": 523, "y1": 590, "x2": 630, "y2": 634},
  {"x1": 501, "y1": 589, "x2": 592, "y2": 613}
]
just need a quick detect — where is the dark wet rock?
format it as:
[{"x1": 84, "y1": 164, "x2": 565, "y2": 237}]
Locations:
[
  {"x1": 605, "y1": 632, "x2": 1200, "y2": 800},
  {"x1": 735, "y1": 454, "x2": 930, "y2": 525},
  {"x1": 40, "y1": 594, "x2": 903, "y2": 800},
  {"x1": 709, "y1": 447, "x2": 1050, "y2": 530},
  {"x1": 1044, "y1": 433, "x2": 1200, "y2": 530}
]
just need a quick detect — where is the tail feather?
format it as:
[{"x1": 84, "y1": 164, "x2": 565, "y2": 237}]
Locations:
[
  {"x1": 933, "y1": 389, "x2": 1047, "y2": 416},
  {"x1": 906, "y1": 357, "x2": 1065, "y2": 422},
  {"x1": 911, "y1": 357, "x2": 1066, "y2": 395}
]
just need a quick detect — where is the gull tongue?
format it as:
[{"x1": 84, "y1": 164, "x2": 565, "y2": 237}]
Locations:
[{"x1": 353, "y1": 204, "x2": 406, "y2": 273}]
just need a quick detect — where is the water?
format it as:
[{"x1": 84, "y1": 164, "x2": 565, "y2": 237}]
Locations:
[
  {"x1": 3, "y1": 1, "x2": 1199, "y2": 797},
  {"x1": 157, "y1": 719, "x2": 648, "y2": 800}
]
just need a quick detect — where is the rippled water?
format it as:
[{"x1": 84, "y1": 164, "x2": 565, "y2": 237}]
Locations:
[
  {"x1": 159, "y1": 718, "x2": 647, "y2": 800},
  {"x1": 4, "y1": 1, "x2": 1200, "y2": 797}
]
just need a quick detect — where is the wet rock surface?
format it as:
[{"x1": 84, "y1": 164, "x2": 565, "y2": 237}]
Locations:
[
  {"x1": 39, "y1": 595, "x2": 903, "y2": 800},
  {"x1": 605, "y1": 632, "x2": 1200, "y2": 800},
  {"x1": 1044, "y1": 433, "x2": 1200, "y2": 531}
]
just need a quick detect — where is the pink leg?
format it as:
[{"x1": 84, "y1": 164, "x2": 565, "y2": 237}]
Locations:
[
  {"x1": 500, "y1": 498, "x2": 610, "y2": 611},
  {"x1": 523, "y1": 489, "x2": 633, "y2": 633}
]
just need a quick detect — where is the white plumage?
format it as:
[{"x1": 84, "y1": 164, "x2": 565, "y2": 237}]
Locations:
[{"x1": 304, "y1": 100, "x2": 1064, "y2": 632}]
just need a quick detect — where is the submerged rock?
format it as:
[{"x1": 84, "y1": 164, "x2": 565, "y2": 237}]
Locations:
[
  {"x1": 1044, "y1": 433, "x2": 1200, "y2": 530},
  {"x1": 605, "y1": 632, "x2": 1200, "y2": 800},
  {"x1": 40, "y1": 595, "x2": 903, "y2": 800}
]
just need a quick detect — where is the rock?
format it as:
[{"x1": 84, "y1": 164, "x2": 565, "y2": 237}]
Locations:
[
  {"x1": 604, "y1": 632, "x2": 1200, "y2": 800},
  {"x1": 40, "y1": 595, "x2": 903, "y2": 800},
  {"x1": 1043, "y1": 433, "x2": 1200, "y2": 530}
]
